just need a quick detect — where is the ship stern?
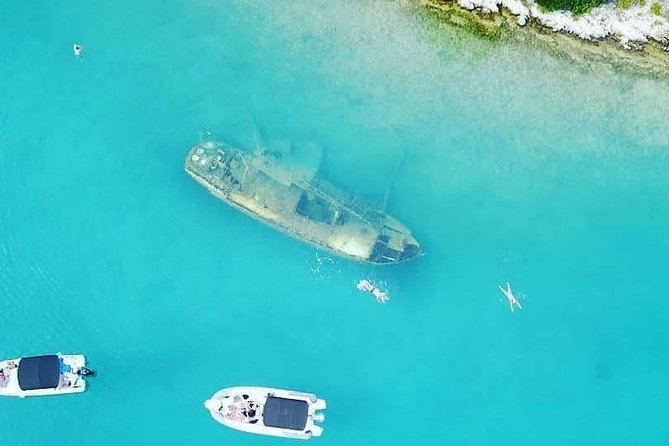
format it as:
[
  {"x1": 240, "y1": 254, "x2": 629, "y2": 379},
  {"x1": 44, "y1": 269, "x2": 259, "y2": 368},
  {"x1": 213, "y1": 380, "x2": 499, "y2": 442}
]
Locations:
[{"x1": 369, "y1": 233, "x2": 421, "y2": 264}]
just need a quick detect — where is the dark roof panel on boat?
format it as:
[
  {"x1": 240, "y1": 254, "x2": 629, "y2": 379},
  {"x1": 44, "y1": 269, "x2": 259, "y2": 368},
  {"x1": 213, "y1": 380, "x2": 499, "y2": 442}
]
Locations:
[
  {"x1": 262, "y1": 396, "x2": 309, "y2": 431},
  {"x1": 17, "y1": 355, "x2": 60, "y2": 391}
]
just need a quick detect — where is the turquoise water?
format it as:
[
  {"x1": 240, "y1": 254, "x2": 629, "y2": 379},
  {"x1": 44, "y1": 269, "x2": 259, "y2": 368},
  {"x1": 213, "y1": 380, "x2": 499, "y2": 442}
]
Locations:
[{"x1": 1, "y1": 0, "x2": 669, "y2": 445}]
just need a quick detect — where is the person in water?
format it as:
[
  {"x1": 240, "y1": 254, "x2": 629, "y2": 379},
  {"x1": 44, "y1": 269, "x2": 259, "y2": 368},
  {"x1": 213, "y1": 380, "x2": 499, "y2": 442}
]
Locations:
[
  {"x1": 356, "y1": 279, "x2": 374, "y2": 293},
  {"x1": 357, "y1": 279, "x2": 390, "y2": 303},
  {"x1": 498, "y1": 282, "x2": 522, "y2": 312},
  {"x1": 73, "y1": 43, "x2": 82, "y2": 57},
  {"x1": 372, "y1": 288, "x2": 389, "y2": 303}
]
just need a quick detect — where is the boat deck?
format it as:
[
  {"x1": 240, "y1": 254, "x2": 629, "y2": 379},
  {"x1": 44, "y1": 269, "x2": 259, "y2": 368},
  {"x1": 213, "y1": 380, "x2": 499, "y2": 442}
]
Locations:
[
  {"x1": 187, "y1": 145, "x2": 382, "y2": 260},
  {"x1": 185, "y1": 141, "x2": 420, "y2": 263}
]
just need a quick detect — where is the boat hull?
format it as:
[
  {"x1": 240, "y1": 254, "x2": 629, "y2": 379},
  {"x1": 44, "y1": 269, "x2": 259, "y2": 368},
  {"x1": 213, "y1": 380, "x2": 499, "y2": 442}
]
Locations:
[
  {"x1": 204, "y1": 386, "x2": 326, "y2": 440},
  {"x1": 0, "y1": 354, "x2": 89, "y2": 398}
]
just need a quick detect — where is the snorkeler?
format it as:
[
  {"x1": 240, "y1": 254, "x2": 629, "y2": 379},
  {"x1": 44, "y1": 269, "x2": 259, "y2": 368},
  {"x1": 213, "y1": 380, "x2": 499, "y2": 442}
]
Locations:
[
  {"x1": 498, "y1": 282, "x2": 522, "y2": 312},
  {"x1": 356, "y1": 279, "x2": 390, "y2": 303},
  {"x1": 372, "y1": 288, "x2": 389, "y2": 304},
  {"x1": 356, "y1": 279, "x2": 374, "y2": 293}
]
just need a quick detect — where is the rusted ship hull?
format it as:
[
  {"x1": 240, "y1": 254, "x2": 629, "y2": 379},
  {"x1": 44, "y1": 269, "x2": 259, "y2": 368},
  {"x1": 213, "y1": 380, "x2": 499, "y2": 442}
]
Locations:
[{"x1": 185, "y1": 141, "x2": 420, "y2": 264}]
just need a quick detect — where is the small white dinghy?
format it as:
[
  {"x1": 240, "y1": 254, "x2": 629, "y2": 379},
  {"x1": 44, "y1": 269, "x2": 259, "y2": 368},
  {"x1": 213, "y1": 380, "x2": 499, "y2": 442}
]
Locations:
[
  {"x1": 204, "y1": 386, "x2": 326, "y2": 440},
  {"x1": 0, "y1": 354, "x2": 95, "y2": 398}
]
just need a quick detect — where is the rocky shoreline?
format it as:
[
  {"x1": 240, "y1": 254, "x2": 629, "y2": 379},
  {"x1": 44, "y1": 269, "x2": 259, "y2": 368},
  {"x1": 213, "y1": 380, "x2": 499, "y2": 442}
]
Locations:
[{"x1": 421, "y1": 0, "x2": 669, "y2": 78}]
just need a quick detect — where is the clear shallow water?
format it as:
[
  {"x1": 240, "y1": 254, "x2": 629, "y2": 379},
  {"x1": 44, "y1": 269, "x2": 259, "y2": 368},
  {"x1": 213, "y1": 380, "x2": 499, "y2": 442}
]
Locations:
[{"x1": 1, "y1": 1, "x2": 668, "y2": 445}]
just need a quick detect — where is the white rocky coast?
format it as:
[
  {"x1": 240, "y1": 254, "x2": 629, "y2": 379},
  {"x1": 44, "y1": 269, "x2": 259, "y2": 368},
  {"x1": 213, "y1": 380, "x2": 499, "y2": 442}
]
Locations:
[{"x1": 454, "y1": 0, "x2": 669, "y2": 47}]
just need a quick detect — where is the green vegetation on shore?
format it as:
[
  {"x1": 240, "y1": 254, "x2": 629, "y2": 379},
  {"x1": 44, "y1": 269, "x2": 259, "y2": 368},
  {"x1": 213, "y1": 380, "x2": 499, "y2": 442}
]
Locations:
[
  {"x1": 545, "y1": 0, "x2": 665, "y2": 13},
  {"x1": 422, "y1": 0, "x2": 669, "y2": 79},
  {"x1": 617, "y1": 0, "x2": 658, "y2": 8},
  {"x1": 535, "y1": 0, "x2": 605, "y2": 14}
]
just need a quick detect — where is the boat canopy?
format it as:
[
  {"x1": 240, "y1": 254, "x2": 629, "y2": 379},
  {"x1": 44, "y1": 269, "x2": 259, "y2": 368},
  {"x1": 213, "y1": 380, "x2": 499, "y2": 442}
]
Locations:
[
  {"x1": 262, "y1": 396, "x2": 309, "y2": 431},
  {"x1": 17, "y1": 355, "x2": 60, "y2": 391}
]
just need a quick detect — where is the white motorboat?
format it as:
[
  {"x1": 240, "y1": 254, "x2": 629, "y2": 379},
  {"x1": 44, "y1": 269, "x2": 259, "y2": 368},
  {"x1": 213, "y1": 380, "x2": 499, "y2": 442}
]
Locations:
[
  {"x1": 0, "y1": 354, "x2": 95, "y2": 397},
  {"x1": 204, "y1": 386, "x2": 326, "y2": 440}
]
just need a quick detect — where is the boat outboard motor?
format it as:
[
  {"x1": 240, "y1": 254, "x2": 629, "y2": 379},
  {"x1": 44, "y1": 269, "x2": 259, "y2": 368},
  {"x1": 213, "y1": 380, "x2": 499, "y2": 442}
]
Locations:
[{"x1": 78, "y1": 367, "x2": 96, "y2": 377}]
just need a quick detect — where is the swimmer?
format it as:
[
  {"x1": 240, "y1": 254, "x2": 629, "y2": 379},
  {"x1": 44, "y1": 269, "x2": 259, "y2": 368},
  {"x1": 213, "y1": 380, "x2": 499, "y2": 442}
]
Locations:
[
  {"x1": 73, "y1": 43, "x2": 82, "y2": 57},
  {"x1": 357, "y1": 279, "x2": 390, "y2": 303},
  {"x1": 372, "y1": 288, "x2": 390, "y2": 304},
  {"x1": 356, "y1": 279, "x2": 374, "y2": 292},
  {"x1": 498, "y1": 282, "x2": 522, "y2": 312}
]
